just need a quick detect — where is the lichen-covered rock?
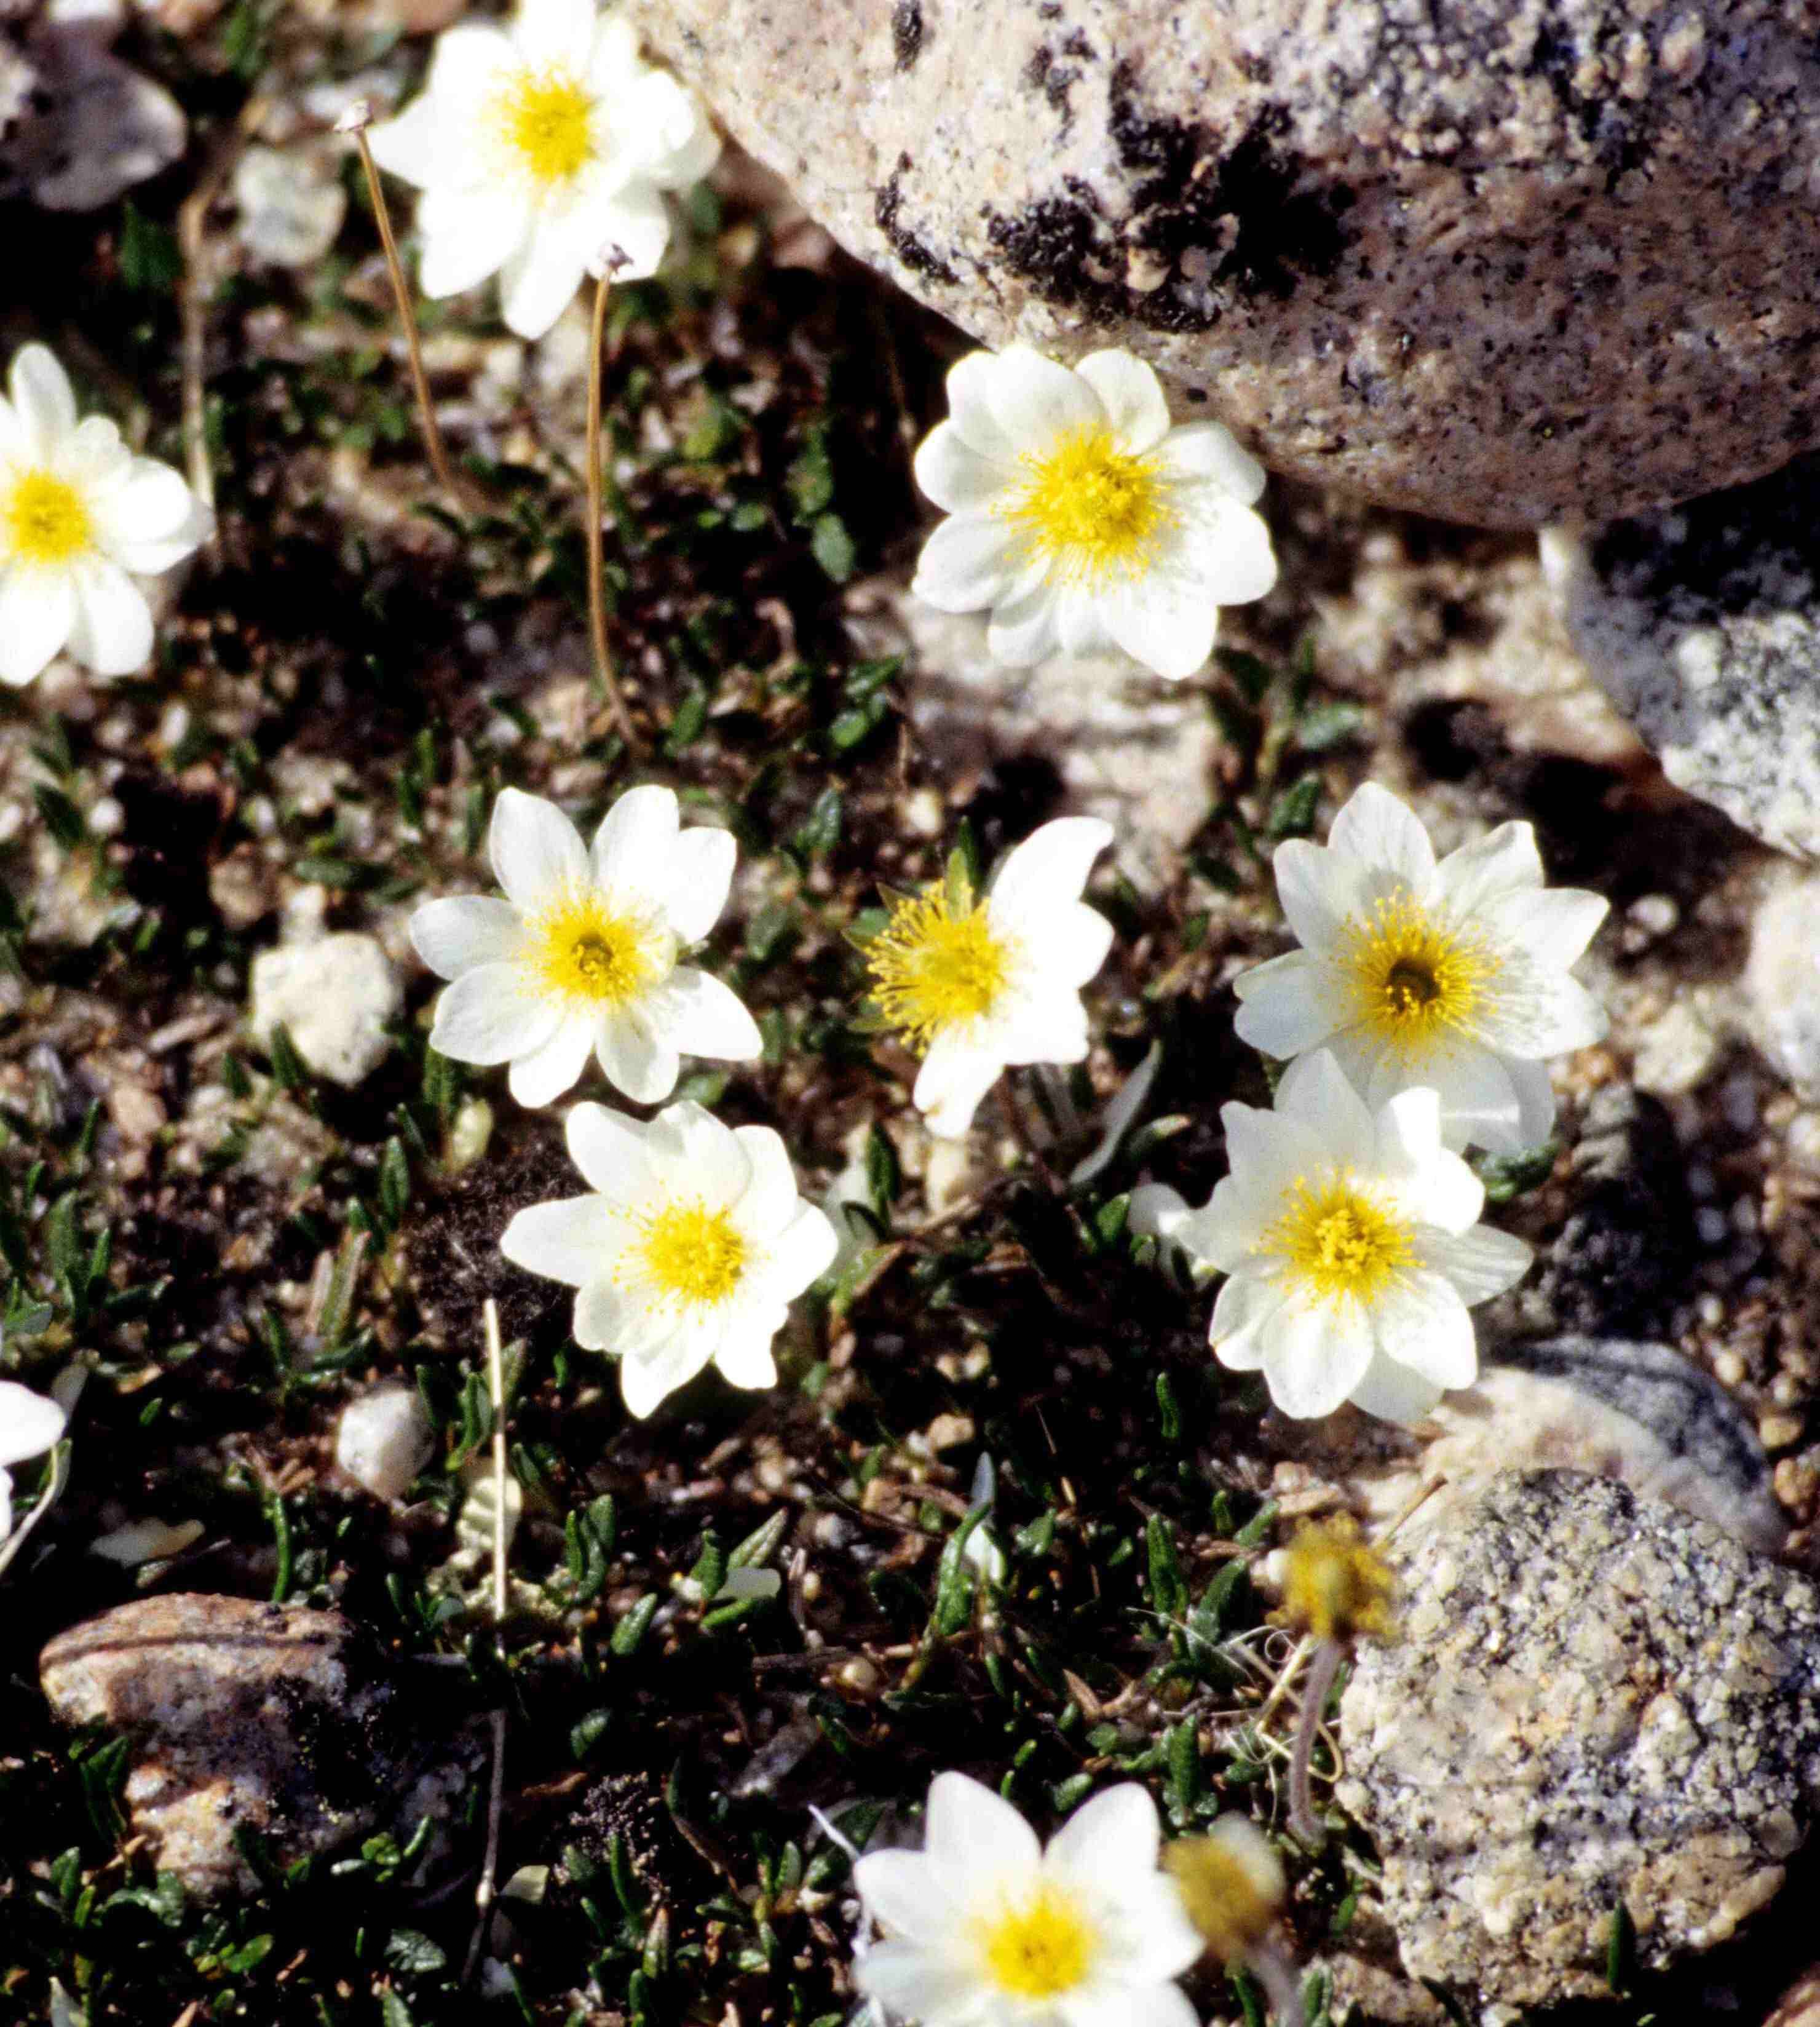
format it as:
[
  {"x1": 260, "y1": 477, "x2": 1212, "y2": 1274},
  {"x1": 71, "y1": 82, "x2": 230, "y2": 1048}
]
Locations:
[
  {"x1": 628, "y1": 0, "x2": 1820, "y2": 528},
  {"x1": 39, "y1": 1594, "x2": 480, "y2": 1898},
  {"x1": 1337, "y1": 1471, "x2": 1820, "y2": 2007},
  {"x1": 1547, "y1": 459, "x2": 1820, "y2": 858}
]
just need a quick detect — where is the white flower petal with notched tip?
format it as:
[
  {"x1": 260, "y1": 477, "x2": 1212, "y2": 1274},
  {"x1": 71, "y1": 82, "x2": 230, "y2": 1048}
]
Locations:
[
  {"x1": 1155, "y1": 1049, "x2": 1531, "y2": 1423},
  {"x1": 911, "y1": 344, "x2": 1276, "y2": 681},
  {"x1": 0, "y1": 1377, "x2": 68, "y2": 1545},
  {"x1": 365, "y1": 0, "x2": 719, "y2": 339},
  {"x1": 411, "y1": 784, "x2": 759, "y2": 1109},
  {"x1": 500, "y1": 1098, "x2": 836, "y2": 1417},
  {"x1": 852, "y1": 1772, "x2": 1199, "y2": 2027},
  {"x1": 1234, "y1": 781, "x2": 1610, "y2": 1154},
  {"x1": 863, "y1": 817, "x2": 1115, "y2": 1140},
  {"x1": 0, "y1": 344, "x2": 210, "y2": 687}
]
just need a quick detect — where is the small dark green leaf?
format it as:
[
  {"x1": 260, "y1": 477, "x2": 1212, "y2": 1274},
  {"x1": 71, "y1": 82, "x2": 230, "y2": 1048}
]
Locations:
[
  {"x1": 120, "y1": 201, "x2": 182, "y2": 293},
  {"x1": 809, "y1": 512, "x2": 857, "y2": 582}
]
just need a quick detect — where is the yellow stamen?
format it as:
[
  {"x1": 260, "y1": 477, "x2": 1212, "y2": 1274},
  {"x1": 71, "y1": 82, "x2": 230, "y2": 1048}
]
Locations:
[
  {"x1": 1275, "y1": 1517, "x2": 1397, "y2": 1644},
  {"x1": 634, "y1": 1199, "x2": 746, "y2": 1309},
  {"x1": 3, "y1": 469, "x2": 92, "y2": 566},
  {"x1": 976, "y1": 1884, "x2": 1096, "y2": 1998},
  {"x1": 1260, "y1": 1170, "x2": 1414, "y2": 1308},
  {"x1": 491, "y1": 65, "x2": 596, "y2": 188},
  {"x1": 996, "y1": 425, "x2": 1174, "y2": 587},
  {"x1": 866, "y1": 884, "x2": 1013, "y2": 1050},
  {"x1": 1336, "y1": 888, "x2": 1498, "y2": 1057},
  {"x1": 528, "y1": 893, "x2": 661, "y2": 1006}
]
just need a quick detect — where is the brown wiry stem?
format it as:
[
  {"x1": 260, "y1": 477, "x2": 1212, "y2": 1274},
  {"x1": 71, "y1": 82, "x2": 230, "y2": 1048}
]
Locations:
[
  {"x1": 1288, "y1": 1636, "x2": 1344, "y2": 1848},
  {"x1": 338, "y1": 101, "x2": 468, "y2": 515},
  {"x1": 585, "y1": 261, "x2": 641, "y2": 753}
]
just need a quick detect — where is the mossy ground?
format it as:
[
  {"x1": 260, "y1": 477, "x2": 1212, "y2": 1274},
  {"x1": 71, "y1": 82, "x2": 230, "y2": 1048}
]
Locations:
[{"x1": 2, "y1": 6, "x2": 1818, "y2": 2026}]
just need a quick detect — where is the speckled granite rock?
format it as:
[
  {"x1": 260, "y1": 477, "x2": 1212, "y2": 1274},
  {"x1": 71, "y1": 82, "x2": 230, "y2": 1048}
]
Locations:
[
  {"x1": 1746, "y1": 874, "x2": 1820, "y2": 1095},
  {"x1": 39, "y1": 1595, "x2": 479, "y2": 1898},
  {"x1": 1546, "y1": 459, "x2": 1820, "y2": 858},
  {"x1": 1337, "y1": 1471, "x2": 1820, "y2": 2007},
  {"x1": 628, "y1": 0, "x2": 1820, "y2": 528}
]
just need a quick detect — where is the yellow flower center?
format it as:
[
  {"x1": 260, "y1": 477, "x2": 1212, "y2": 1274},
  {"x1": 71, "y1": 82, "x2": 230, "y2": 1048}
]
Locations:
[
  {"x1": 491, "y1": 65, "x2": 597, "y2": 188},
  {"x1": 2, "y1": 468, "x2": 92, "y2": 567},
  {"x1": 1261, "y1": 1171, "x2": 1414, "y2": 1308},
  {"x1": 635, "y1": 1199, "x2": 747, "y2": 1309},
  {"x1": 529, "y1": 893, "x2": 662, "y2": 1006},
  {"x1": 865, "y1": 884, "x2": 1013, "y2": 1050},
  {"x1": 1336, "y1": 889, "x2": 1498, "y2": 1057},
  {"x1": 997, "y1": 425, "x2": 1176, "y2": 587},
  {"x1": 976, "y1": 1884, "x2": 1096, "y2": 1999}
]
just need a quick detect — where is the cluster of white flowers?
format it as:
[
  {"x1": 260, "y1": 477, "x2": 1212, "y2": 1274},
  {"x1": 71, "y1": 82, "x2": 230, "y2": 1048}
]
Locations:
[{"x1": 1136, "y1": 781, "x2": 1608, "y2": 1424}]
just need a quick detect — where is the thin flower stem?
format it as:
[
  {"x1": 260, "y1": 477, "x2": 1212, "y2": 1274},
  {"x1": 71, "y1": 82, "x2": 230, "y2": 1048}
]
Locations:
[
  {"x1": 585, "y1": 264, "x2": 641, "y2": 753},
  {"x1": 1249, "y1": 1942, "x2": 1308, "y2": 2027},
  {"x1": 1288, "y1": 1636, "x2": 1344, "y2": 1848},
  {"x1": 463, "y1": 1299, "x2": 510, "y2": 1982},
  {"x1": 338, "y1": 101, "x2": 468, "y2": 515}
]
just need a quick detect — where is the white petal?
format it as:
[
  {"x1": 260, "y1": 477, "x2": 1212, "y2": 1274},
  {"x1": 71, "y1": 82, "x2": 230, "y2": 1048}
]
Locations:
[
  {"x1": 988, "y1": 815, "x2": 1112, "y2": 922},
  {"x1": 925, "y1": 1771, "x2": 1042, "y2": 1891},
  {"x1": 662, "y1": 825, "x2": 737, "y2": 943},
  {"x1": 591, "y1": 782, "x2": 679, "y2": 888},
  {"x1": 1054, "y1": 585, "x2": 1112, "y2": 660},
  {"x1": 730, "y1": 1125, "x2": 801, "y2": 1234},
  {"x1": 0, "y1": 567, "x2": 75, "y2": 685},
  {"x1": 1275, "y1": 1051, "x2": 1377, "y2": 1168},
  {"x1": 1090, "y1": 1881, "x2": 1203, "y2": 1984},
  {"x1": 1208, "y1": 1271, "x2": 1286, "y2": 1368},
  {"x1": 410, "y1": 895, "x2": 526, "y2": 978},
  {"x1": 0, "y1": 1381, "x2": 66, "y2": 1467},
  {"x1": 1127, "y1": 1183, "x2": 1190, "y2": 1244},
  {"x1": 1371, "y1": 1270, "x2": 1478, "y2": 1389},
  {"x1": 1101, "y1": 571, "x2": 1217, "y2": 681},
  {"x1": 497, "y1": 216, "x2": 591, "y2": 339},
  {"x1": 647, "y1": 1099, "x2": 750, "y2": 1207},
  {"x1": 1155, "y1": 418, "x2": 1267, "y2": 502},
  {"x1": 90, "y1": 460, "x2": 204, "y2": 574},
  {"x1": 418, "y1": 183, "x2": 534, "y2": 298},
  {"x1": 364, "y1": 94, "x2": 446, "y2": 189},
  {"x1": 1375, "y1": 1090, "x2": 1485, "y2": 1229},
  {"x1": 425, "y1": 23, "x2": 519, "y2": 113},
  {"x1": 853, "y1": 1851, "x2": 954, "y2": 1943},
  {"x1": 710, "y1": 1322, "x2": 781, "y2": 1391},
  {"x1": 1171, "y1": 499, "x2": 1279, "y2": 607},
  {"x1": 9, "y1": 346, "x2": 77, "y2": 458},
  {"x1": 1231, "y1": 950, "x2": 1348, "y2": 1058},
  {"x1": 570, "y1": 1276, "x2": 652, "y2": 1354},
  {"x1": 512, "y1": 0, "x2": 597, "y2": 68},
  {"x1": 1272, "y1": 839, "x2": 1371, "y2": 954},
  {"x1": 587, "y1": 13, "x2": 644, "y2": 90},
  {"x1": 1505, "y1": 970, "x2": 1608, "y2": 1058},
  {"x1": 566, "y1": 1101, "x2": 655, "y2": 1197},
  {"x1": 991, "y1": 984, "x2": 1090, "y2": 1068},
  {"x1": 66, "y1": 560, "x2": 153, "y2": 677},
  {"x1": 579, "y1": 183, "x2": 673, "y2": 282},
  {"x1": 1434, "y1": 819, "x2": 1543, "y2": 913},
  {"x1": 854, "y1": 1940, "x2": 981, "y2": 2023},
  {"x1": 508, "y1": 1013, "x2": 596, "y2": 1106},
  {"x1": 1347, "y1": 1350, "x2": 1447, "y2": 1426},
  {"x1": 1259, "y1": 1299, "x2": 1374, "y2": 1418},
  {"x1": 1077, "y1": 349, "x2": 1172, "y2": 453},
  {"x1": 1327, "y1": 782, "x2": 1437, "y2": 895},
  {"x1": 1500, "y1": 1055, "x2": 1559, "y2": 1152},
  {"x1": 595, "y1": 1007, "x2": 680, "y2": 1104},
  {"x1": 911, "y1": 512, "x2": 1023, "y2": 614},
  {"x1": 943, "y1": 349, "x2": 1023, "y2": 461},
  {"x1": 0, "y1": 395, "x2": 23, "y2": 461},
  {"x1": 985, "y1": 577, "x2": 1064, "y2": 665},
  {"x1": 914, "y1": 420, "x2": 1013, "y2": 513},
  {"x1": 497, "y1": 1195, "x2": 617, "y2": 1287},
  {"x1": 654, "y1": 968, "x2": 762, "y2": 1063},
  {"x1": 1062, "y1": 1985, "x2": 1200, "y2": 2027},
  {"x1": 1044, "y1": 1782, "x2": 1160, "y2": 1881},
  {"x1": 1418, "y1": 1224, "x2": 1534, "y2": 1306},
  {"x1": 612, "y1": 71, "x2": 713, "y2": 183},
  {"x1": 912, "y1": 1033, "x2": 1003, "y2": 1138},
  {"x1": 429, "y1": 964, "x2": 560, "y2": 1064},
  {"x1": 1367, "y1": 1038, "x2": 1518, "y2": 1159},
  {"x1": 0, "y1": 1469, "x2": 11, "y2": 1541},
  {"x1": 619, "y1": 1331, "x2": 716, "y2": 1416},
  {"x1": 756, "y1": 1201, "x2": 839, "y2": 1298},
  {"x1": 987, "y1": 346, "x2": 1102, "y2": 451},
  {"x1": 1480, "y1": 884, "x2": 1609, "y2": 972},
  {"x1": 489, "y1": 788, "x2": 588, "y2": 911}
]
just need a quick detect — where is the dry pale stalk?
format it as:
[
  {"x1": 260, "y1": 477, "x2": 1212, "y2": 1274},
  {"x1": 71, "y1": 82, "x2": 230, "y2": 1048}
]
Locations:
[
  {"x1": 585, "y1": 252, "x2": 641, "y2": 752},
  {"x1": 464, "y1": 1298, "x2": 510, "y2": 1981}
]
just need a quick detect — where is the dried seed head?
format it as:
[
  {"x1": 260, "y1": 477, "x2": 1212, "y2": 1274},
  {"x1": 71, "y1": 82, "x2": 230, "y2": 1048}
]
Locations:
[{"x1": 1275, "y1": 1516, "x2": 1396, "y2": 1644}]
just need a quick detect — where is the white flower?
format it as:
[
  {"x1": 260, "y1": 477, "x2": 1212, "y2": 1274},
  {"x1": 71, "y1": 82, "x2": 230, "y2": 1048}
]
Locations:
[
  {"x1": 863, "y1": 819, "x2": 1115, "y2": 1140},
  {"x1": 853, "y1": 1772, "x2": 1201, "y2": 2027},
  {"x1": 910, "y1": 344, "x2": 1276, "y2": 680},
  {"x1": 0, "y1": 344, "x2": 211, "y2": 687},
  {"x1": 0, "y1": 1377, "x2": 68, "y2": 1541},
  {"x1": 411, "y1": 785, "x2": 761, "y2": 1109},
  {"x1": 1169, "y1": 1051, "x2": 1533, "y2": 1423},
  {"x1": 500, "y1": 1098, "x2": 837, "y2": 1416},
  {"x1": 367, "y1": 0, "x2": 719, "y2": 341},
  {"x1": 1233, "y1": 781, "x2": 1609, "y2": 1154}
]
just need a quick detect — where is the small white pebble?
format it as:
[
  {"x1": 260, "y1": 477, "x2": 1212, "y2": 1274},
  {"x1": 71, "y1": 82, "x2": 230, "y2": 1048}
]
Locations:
[
  {"x1": 87, "y1": 797, "x2": 124, "y2": 838},
  {"x1": 1696, "y1": 1207, "x2": 1728, "y2": 1245},
  {"x1": 335, "y1": 1385, "x2": 435, "y2": 1502}
]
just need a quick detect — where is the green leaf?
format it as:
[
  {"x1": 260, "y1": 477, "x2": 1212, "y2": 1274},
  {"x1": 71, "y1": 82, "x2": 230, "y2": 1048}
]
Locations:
[
  {"x1": 384, "y1": 1929, "x2": 448, "y2": 1975},
  {"x1": 729, "y1": 1507, "x2": 788, "y2": 1571},
  {"x1": 119, "y1": 201, "x2": 181, "y2": 293},
  {"x1": 611, "y1": 1592, "x2": 659, "y2": 1657},
  {"x1": 1295, "y1": 700, "x2": 1367, "y2": 752},
  {"x1": 1145, "y1": 1513, "x2": 1187, "y2": 1620},
  {"x1": 662, "y1": 684, "x2": 709, "y2": 755},
  {"x1": 865, "y1": 1125, "x2": 901, "y2": 1215},
  {"x1": 1605, "y1": 1898, "x2": 1635, "y2": 1993},
  {"x1": 809, "y1": 512, "x2": 857, "y2": 582},
  {"x1": 789, "y1": 784, "x2": 842, "y2": 863},
  {"x1": 1216, "y1": 647, "x2": 1275, "y2": 704},
  {"x1": 379, "y1": 1989, "x2": 416, "y2": 2027},
  {"x1": 686, "y1": 1529, "x2": 727, "y2": 1602},
  {"x1": 266, "y1": 1023, "x2": 310, "y2": 1092},
  {"x1": 786, "y1": 425, "x2": 835, "y2": 520},
  {"x1": 377, "y1": 1137, "x2": 410, "y2": 1228},
  {"x1": 1473, "y1": 1139, "x2": 1559, "y2": 1204},
  {"x1": 34, "y1": 785, "x2": 87, "y2": 851},
  {"x1": 1264, "y1": 773, "x2": 1323, "y2": 839}
]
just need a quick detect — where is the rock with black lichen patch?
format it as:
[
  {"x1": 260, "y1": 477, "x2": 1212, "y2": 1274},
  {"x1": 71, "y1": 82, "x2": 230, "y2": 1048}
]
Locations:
[
  {"x1": 39, "y1": 1594, "x2": 483, "y2": 1900},
  {"x1": 1337, "y1": 1470, "x2": 1820, "y2": 2007},
  {"x1": 626, "y1": 0, "x2": 1820, "y2": 529},
  {"x1": 1548, "y1": 461, "x2": 1820, "y2": 857}
]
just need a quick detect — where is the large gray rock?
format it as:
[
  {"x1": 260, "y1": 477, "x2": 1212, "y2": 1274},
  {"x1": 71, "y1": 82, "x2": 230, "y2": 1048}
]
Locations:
[
  {"x1": 1547, "y1": 459, "x2": 1820, "y2": 858},
  {"x1": 1337, "y1": 1471, "x2": 1820, "y2": 2006},
  {"x1": 40, "y1": 1594, "x2": 479, "y2": 1898},
  {"x1": 631, "y1": 0, "x2": 1820, "y2": 528}
]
